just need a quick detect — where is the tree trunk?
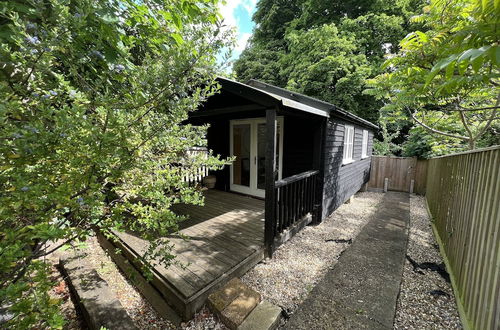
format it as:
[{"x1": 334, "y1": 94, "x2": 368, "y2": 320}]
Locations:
[{"x1": 469, "y1": 139, "x2": 476, "y2": 150}]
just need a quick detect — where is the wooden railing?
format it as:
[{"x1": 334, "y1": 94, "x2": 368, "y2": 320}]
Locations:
[
  {"x1": 272, "y1": 170, "x2": 319, "y2": 239},
  {"x1": 426, "y1": 146, "x2": 499, "y2": 330},
  {"x1": 180, "y1": 147, "x2": 209, "y2": 185}
]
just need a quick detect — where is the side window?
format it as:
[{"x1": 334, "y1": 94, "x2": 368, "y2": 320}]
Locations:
[
  {"x1": 362, "y1": 130, "x2": 368, "y2": 158},
  {"x1": 343, "y1": 124, "x2": 354, "y2": 164}
]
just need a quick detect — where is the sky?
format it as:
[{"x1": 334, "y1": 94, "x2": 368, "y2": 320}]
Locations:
[{"x1": 218, "y1": 0, "x2": 257, "y2": 70}]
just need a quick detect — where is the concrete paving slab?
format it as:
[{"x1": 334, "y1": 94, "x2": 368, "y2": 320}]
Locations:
[
  {"x1": 285, "y1": 192, "x2": 410, "y2": 329},
  {"x1": 220, "y1": 287, "x2": 261, "y2": 329},
  {"x1": 239, "y1": 301, "x2": 281, "y2": 330},
  {"x1": 59, "y1": 251, "x2": 138, "y2": 330}
]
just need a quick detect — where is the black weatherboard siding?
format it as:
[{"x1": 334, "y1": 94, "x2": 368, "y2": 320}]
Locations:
[
  {"x1": 282, "y1": 116, "x2": 317, "y2": 178},
  {"x1": 322, "y1": 118, "x2": 374, "y2": 219}
]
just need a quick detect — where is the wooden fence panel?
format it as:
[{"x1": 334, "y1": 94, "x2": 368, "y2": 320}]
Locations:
[
  {"x1": 426, "y1": 146, "x2": 500, "y2": 330},
  {"x1": 368, "y1": 156, "x2": 427, "y2": 193},
  {"x1": 414, "y1": 160, "x2": 428, "y2": 195}
]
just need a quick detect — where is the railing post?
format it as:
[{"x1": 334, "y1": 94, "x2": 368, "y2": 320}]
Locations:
[{"x1": 264, "y1": 107, "x2": 277, "y2": 257}]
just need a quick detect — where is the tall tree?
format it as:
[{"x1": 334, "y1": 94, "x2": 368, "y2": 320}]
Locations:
[
  {"x1": 279, "y1": 24, "x2": 374, "y2": 120},
  {"x1": 297, "y1": 0, "x2": 420, "y2": 28},
  {"x1": 234, "y1": 0, "x2": 424, "y2": 122},
  {"x1": 366, "y1": 0, "x2": 499, "y2": 151},
  {"x1": 233, "y1": 0, "x2": 302, "y2": 86},
  {"x1": 0, "y1": 0, "x2": 230, "y2": 327}
]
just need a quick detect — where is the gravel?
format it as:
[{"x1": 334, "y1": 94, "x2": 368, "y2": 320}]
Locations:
[
  {"x1": 48, "y1": 192, "x2": 461, "y2": 329},
  {"x1": 58, "y1": 193, "x2": 382, "y2": 330},
  {"x1": 181, "y1": 307, "x2": 227, "y2": 330},
  {"x1": 49, "y1": 264, "x2": 83, "y2": 329},
  {"x1": 394, "y1": 195, "x2": 462, "y2": 329},
  {"x1": 241, "y1": 192, "x2": 384, "y2": 318}
]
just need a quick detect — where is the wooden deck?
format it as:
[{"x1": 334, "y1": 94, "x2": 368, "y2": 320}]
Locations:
[{"x1": 99, "y1": 189, "x2": 265, "y2": 321}]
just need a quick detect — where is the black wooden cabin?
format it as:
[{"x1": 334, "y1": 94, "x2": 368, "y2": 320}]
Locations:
[
  {"x1": 101, "y1": 78, "x2": 378, "y2": 321},
  {"x1": 189, "y1": 77, "x2": 377, "y2": 256}
]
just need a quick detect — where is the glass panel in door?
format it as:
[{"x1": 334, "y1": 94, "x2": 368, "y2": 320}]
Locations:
[
  {"x1": 232, "y1": 124, "x2": 251, "y2": 187},
  {"x1": 256, "y1": 122, "x2": 281, "y2": 190}
]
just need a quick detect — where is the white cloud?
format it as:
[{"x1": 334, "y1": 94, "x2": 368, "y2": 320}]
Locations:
[
  {"x1": 241, "y1": 0, "x2": 257, "y2": 18},
  {"x1": 235, "y1": 32, "x2": 252, "y2": 52},
  {"x1": 217, "y1": 0, "x2": 257, "y2": 67},
  {"x1": 218, "y1": 0, "x2": 256, "y2": 30}
]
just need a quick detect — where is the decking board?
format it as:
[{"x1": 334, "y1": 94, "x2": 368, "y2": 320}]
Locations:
[{"x1": 103, "y1": 189, "x2": 265, "y2": 321}]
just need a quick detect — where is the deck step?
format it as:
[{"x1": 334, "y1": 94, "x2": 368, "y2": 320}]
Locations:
[{"x1": 208, "y1": 278, "x2": 281, "y2": 330}]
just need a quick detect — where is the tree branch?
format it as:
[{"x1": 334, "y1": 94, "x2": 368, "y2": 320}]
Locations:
[
  {"x1": 473, "y1": 93, "x2": 500, "y2": 142},
  {"x1": 457, "y1": 105, "x2": 500, "y2": 111},
  {"x1": 409, "y1": 109, "x2": 470, "y2": 140}
]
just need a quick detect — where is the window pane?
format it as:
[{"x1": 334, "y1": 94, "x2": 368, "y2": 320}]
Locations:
[
  {"x1": 362, "y1": 130, "x2": 368, "y2": 157},
  {"x1": 343, "y1": 125, "x2": 354, "y2": 162},
  {"x1": 343, "y1": 127, "x2": 349, "y2": 159},
  {"x1": 232, "y1": 124, "x2": 251, "y2": 186},
  {"x1": 257, "y1": 122, "x2": 281, "y2": 190}
]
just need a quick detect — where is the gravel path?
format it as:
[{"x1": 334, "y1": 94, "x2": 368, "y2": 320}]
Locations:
[
  {"x1": 241, "y1": 192, "x2": 384, "y2": 319},
  {"x1": 394, "y1": 195, "x2": 462, "y2": 329}
]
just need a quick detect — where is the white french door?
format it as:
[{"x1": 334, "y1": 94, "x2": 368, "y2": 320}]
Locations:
[{"x1": 230, "y1": 117, "x2": 283, "y2": 198}]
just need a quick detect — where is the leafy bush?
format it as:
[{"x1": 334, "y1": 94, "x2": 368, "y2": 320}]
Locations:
[{"x1": 0, "y1": 0, "x2": 230, "y2": 327}]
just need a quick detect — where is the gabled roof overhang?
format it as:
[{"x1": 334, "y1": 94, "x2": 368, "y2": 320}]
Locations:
[{"x1": 193, "y1": 77, "x2": 378, "y2": 130}]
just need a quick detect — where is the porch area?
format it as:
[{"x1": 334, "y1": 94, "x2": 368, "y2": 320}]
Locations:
[
  {"x1": 99, "y1": 78, "x2": 326, "y2": 322},
  {"x1": 99, "y1": 189, "x2": 266, "y2": 321}
]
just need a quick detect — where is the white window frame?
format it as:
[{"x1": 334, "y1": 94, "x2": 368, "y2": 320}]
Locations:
[
  {"x1": 361, "y1": 129, "x2": 369, "y2": 158},
  {"x1": 343, "y1": 124, "x2": 355, "y2": 164}
]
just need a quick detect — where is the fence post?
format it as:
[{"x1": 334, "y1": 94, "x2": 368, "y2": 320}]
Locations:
[{"x1": 383, "y1": 178, "x2": 388, "y2": 192}]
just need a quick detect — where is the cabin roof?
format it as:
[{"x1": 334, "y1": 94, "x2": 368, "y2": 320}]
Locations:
[{"x1": 215, "y1": 77, "x2": 378, "y2": 130}]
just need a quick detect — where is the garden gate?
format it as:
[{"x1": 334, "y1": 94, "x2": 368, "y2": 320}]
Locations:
[{"x1": 368, "y1": 156, "x2": 427, "y2": 194}]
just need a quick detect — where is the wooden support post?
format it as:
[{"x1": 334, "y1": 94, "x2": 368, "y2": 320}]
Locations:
[
  {"x1": 410, "y1": 179, "x2": 415, "y2": 194},
  {"x1": 312, "y1": 118, "x2": 326, "y2": 224},
  {"x1": 384, "y1": 178, "x2": 388, "y2": 193},
  {"x1": 264, "y1": 108, "x2": 277, "y2": 257}
]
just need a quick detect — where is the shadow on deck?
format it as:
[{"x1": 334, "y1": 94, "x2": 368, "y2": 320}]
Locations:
[{"x1": 98, "y1": 189, "x2": 265, "y2": 322}]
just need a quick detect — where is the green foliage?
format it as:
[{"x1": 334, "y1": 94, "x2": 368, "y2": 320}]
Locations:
[
  {"x1": 373, "y1": 121, "x2": 402, "y2": 156},
  {"x1": 367, "y1": 0, "x2": 500, "y2": 152},
  {"x1": 233, "y1": 41, "x2": 285, "y2": 86},
  {"x1": 402, "y1": 126, "x2": 464, "y2": 158},
  {"x1": 0, "y1": 0, "x2": 230, "y2": 327},
  {"x1": 234, "y1": 0, "x2": 424, "y2": 123},
  {"x1": 296, "y1": 0, "x2": 420, "y2": 28},
  {"x1": 280, "y1": 24, "x2": 375, "y2": 120},
  {"x1": 251, "y1": 0, "x2": 302, "y2": 44}
]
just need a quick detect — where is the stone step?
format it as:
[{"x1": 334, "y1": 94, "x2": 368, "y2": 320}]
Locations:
[
  {"x1": 208, "y1": 278, "x2": 261, "y2": 329},
  {"x1": 208, "y1": 278, "x2": 281, "y2": 330},
  {"x1": 239, "y1": 301, "x2": 281, "y2": 330}
]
